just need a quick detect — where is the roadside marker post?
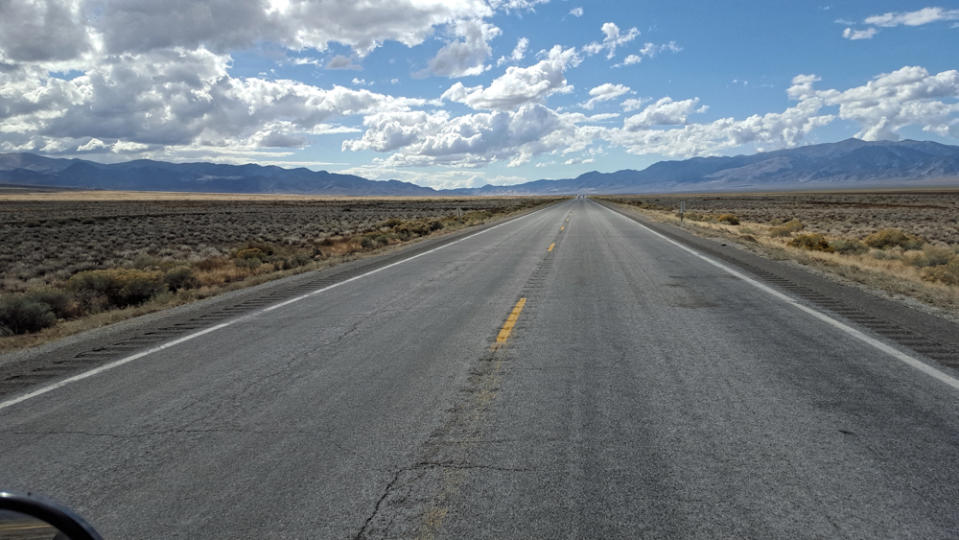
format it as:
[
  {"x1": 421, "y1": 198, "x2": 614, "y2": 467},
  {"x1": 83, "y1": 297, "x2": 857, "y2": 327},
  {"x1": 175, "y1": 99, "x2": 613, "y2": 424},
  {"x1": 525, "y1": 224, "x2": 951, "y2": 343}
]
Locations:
[{"x1": 680, "y1": 200, "x2": 685, "y2": 224}]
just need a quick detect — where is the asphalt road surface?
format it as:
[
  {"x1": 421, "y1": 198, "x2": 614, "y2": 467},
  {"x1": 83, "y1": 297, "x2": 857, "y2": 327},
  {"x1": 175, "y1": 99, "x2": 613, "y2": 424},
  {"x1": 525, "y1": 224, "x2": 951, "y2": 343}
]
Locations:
[{"x1": 1, "y1": 198, "x2": 958, "y2": 538}]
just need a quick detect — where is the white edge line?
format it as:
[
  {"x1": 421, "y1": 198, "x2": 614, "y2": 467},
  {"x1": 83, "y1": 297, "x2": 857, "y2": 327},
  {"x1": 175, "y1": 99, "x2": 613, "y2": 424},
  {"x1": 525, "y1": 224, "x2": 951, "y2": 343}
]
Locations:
[
  {"x1": 603, "y1": 203, "x2": 959, "y2": 392},
  {"x1": 0, "y1": 207, "x2": 550, "y2": 412}
]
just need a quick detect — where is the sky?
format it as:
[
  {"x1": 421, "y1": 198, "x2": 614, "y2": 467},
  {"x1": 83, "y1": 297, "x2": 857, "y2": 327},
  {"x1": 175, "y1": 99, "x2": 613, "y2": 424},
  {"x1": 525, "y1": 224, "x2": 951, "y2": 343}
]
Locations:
[{"x1": 1, "y1": 1, "x2": 958, "y2": 189}]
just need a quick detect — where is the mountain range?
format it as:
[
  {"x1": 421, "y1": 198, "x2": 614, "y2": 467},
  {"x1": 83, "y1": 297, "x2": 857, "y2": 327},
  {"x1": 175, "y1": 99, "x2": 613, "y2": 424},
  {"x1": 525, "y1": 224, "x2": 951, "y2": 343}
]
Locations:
[{"x1": 2, "y1": 138, "x2": 959, "y2": 196}]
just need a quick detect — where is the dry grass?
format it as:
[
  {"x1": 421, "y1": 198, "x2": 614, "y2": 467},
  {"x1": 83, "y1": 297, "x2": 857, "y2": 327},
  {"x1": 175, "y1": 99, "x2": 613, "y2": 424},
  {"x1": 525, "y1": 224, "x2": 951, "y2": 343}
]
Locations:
[
  {"x1": 0, "y1": 195, "x2": 561, "y2": 351},
  {"x1": 0, "y1": 190, "x2": 527, "y2": 202},
  {"x1": 600, "y1": 191, "x2": 959, "y2": 315}
]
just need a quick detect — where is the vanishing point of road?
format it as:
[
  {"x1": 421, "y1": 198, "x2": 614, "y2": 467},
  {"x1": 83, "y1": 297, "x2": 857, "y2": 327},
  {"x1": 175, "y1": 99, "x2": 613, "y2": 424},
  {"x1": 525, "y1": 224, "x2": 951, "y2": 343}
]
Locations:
[{"x1": 1, "y1": 198, "x2": 958, "y2": 538}]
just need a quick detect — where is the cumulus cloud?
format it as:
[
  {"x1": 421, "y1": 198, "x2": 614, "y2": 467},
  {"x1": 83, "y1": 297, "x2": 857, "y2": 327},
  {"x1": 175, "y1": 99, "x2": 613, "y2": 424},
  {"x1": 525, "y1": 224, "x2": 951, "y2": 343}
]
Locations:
[
  {"x1": 497, "y1": 37, "x2": 529, "y2": 66},
  {"x1": 842, "y1": 27, "x2": 878, "y2": 40},
  {"x1": 621, "y1": 97, "x2": 647, "y2": 112},
  {"x1": 427, "y1": 18, "x2": 501, "y2": 77},
  {"x1": 619, "y1": 41, "x2": 682, "y2": 65},
  {"x1": 569, "y1": 7, "x2": 583, "y2": 17},
  {"x1": 441, "y1": 45, "x2": 581, "y2": 110},
  {"x1": 864, "y1": 7, "x2": 959, "y2": 27},
  {"x1": 487, "y1": 0, "x2": 549, "y2": 12},
  {"x1": 840, "y1": 7, "x2": 959, "y2": 42},
  {"x1": 623, "y1": 97, "x2": 705, "y2": 129},
  {"x1": 325, "y1": 55, "x2": 362, "y2": 70},
  {"x1": 583, "y1": 22, "x2": 640, "y2": 59},
  {"x1": 813, "y1": 65, "x2": 959, "y2": 140},
  {"x1": 582, "y1": 83, "x2": 631, "y2": 109},
  {"x1": 344, "y1": 103, "x2": 583, "y2": 168},
  {"x1": 0, "y1": 47, "x2": 427, "y2": 155},
  {"x1": 0, "y1": 0, "x2": 91, "y2": 62},
  {"x1": 607, "y1": 98, "x2": 833, "y2": 158},
  {"x1": 76, "y1": 137, "x2": 108, "y2": 152},
  {"x1": 84, "y1": 0, "x2": 493, "y2": 58},
  {"x1": 334, "y1": 60, "x2": 959, "y2": 173}
]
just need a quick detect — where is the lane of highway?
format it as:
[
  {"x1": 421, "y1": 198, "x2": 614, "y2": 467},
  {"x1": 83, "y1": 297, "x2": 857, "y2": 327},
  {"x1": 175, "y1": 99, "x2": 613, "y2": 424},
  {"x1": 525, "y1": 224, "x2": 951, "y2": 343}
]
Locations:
[{"x1": 0, "y1": 198, "x2": 957, "y2": 538}]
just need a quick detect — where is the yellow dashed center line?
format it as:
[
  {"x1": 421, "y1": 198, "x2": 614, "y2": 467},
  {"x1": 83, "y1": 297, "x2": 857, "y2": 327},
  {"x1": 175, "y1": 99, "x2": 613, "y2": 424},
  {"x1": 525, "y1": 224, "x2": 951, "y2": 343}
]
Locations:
[
  {"x1": 560, "y1": 225, "x2": 565, "y2": 231},
  {"x1": 547, "y1": 242, "x2": 555, "y2": 252},
  {"x1": 493, "y1": 297, "x2": 527, "y2": 348}
]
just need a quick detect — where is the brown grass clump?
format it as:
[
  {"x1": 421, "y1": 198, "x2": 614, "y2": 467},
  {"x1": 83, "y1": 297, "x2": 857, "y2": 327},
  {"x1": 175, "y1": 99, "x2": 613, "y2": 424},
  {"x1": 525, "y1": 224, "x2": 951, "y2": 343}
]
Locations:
[
  {"x1": 902, "y1": 244, "x2": 956, "y2": 268},
  {"x1": 717, "y1": 213, "x2": 740, "y2": 225},
  {"x1": 864, "y1": 228, "x2": 924, "y2": 250},
  {"x1": 789, "y1": 233, "x2": 834, "y2": 252},
  {"x1": 769, "y1": 219, "x2": 804, "y2": 237},
  {"x1": 921, "y1": 257, "x2": 959, "y2": 285}
]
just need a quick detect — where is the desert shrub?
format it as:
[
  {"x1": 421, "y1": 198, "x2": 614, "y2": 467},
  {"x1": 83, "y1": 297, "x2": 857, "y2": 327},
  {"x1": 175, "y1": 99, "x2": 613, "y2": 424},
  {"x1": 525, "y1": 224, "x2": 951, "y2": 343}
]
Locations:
[
  {"x1": 921, "y1": 256, "x2": 959, "y2": 285},
  {"x1": 831, "y1": 238, "x2": 868, "y2": 255},
  {"x1": 164, "y1": 266, "x2": 199, "y2": 291},
  {"x1": 903, "y1": 244, "x2": 955, "y2": 268},
  {"x1": 788, "y1": 233, "x2": 834, "y2": 252},
  {"x1": 717, "y1": 213, "x2": 740, "y2": 225},
  {"x1": 23, "y1": 288, "x2": 74, "y2": 318},
  {"x1": 0, "y1": 295, "x2": 57, "y2": 334},
  {"x1": 769, "y1": 219, "x2": 804, "y2": 237},
  {"x1": 429, "y1": 219, "x2": 444, "y2": 231},
  {"x1": 281, "y1": 254, "x2": 312, "y2": 270},
  {"x1": 234, "y1": 258, "x2": 261, "y2": 270},
  {"x1": 194, "y1": 257, "x2": 229, "y2": 271},
  {"x1": 132, "y1": 253, "x2": 162, "y2": 269},
  {"x1": 235, "y1": 247, "x2": 265, "y2": 260},
  {"x1": 382, "y1": 218, "x2": 404, "y2": 228},
  {"x1": 67, "y1": 268, "x2": 165, "y2": 309},
  {"x1": 863, "y1": 228, "x2": 923, "y2": 250}
]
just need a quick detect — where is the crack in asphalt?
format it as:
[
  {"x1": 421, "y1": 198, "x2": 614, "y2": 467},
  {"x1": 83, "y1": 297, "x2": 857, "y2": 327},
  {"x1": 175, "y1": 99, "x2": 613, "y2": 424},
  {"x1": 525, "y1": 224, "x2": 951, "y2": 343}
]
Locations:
[{"x1": 353, "y1": 461, "x2": 537, "y2": 539}]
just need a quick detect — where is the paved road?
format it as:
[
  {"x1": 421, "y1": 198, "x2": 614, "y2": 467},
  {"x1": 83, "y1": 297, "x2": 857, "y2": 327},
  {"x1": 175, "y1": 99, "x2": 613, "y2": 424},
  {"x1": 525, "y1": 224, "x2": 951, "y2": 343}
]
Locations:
[{"x1": 1, "y1": 198, "x2": 958, "y2": 538}]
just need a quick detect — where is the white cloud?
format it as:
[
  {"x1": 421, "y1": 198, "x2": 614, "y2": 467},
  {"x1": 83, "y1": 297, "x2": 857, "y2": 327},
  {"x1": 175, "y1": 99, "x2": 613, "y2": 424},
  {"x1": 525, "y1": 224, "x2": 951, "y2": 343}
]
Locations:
[
  {"x1": 497, "y1": 36, "x2": 529, "y2": 66},
  {"x1": 786, "y1": 74, "x2": 821, "y2": 100},
  {"x1": 0, "y1": 0, "x2": 91, "y2": 62},
  {"x1": 427, "y1": 18, "x2": 501, "y2": 77},
  {"x1": 583, "y1": 22, "x2": 640, "y2": 60},
  {"x1": 582, "y1": 83, "x2": 631, "y2": 109},
  {"x1": 76, "y1": 137, "x2": 108, "y2": 152},
  {"x1": 487, "y1": 0, "x2": 549, "y2": 13},
  {"x1": 607, "y1": 99, "x2": 833, "y2": 158},
  {"x1": 344, "y1": 103, "x2": 583, "y2": 168},
  {"x1": 569, "y1": 7, "x2": 583, "y2": 17},
  {"x1": 864, "y1": 7, "x2": 959, "y2": 27},
  {"x1": 441, "y1": 45, "x2": 581, "y2": 110},
  {"x1": 0, "y1": 47, "x2": 428, "y2": 156},
  {"x1": 621, "y1": 98, "x2": 647, "y2": 111},
  {"x1": 325, "y1": 55, "x2": 362, "y2": 70},
  {"x1": 0, "y1": 0, "x2": 496, "y2": 65},
  {"x1": 112, "y1": 140, "x2": 150, "y2": 153},
  {"x1": 623, "y1": 97, "x2": 704, "y2": 129},
  {"x1": 813, "y1": 65, "x2": 959, "y2": 140},
  {"x1": 842, "y1": 27, "x2": 878, "y2": 40},
  {"x1": 618, "y1": 40, "x2": 681, "y2": 65}
]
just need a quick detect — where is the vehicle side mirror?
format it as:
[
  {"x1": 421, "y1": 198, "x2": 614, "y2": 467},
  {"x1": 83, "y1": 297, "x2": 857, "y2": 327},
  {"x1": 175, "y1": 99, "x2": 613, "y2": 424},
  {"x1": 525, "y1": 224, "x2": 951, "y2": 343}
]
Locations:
[{"x1": 0, "y1": 491, "x2": 102, "y2": 540}]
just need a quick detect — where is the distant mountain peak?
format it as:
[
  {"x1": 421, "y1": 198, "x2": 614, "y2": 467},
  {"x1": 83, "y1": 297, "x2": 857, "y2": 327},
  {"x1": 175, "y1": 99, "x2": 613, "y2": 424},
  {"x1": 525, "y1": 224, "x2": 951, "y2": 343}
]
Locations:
[{"x1": 2, "y1": 138, "x2": 958, "y2": 196}]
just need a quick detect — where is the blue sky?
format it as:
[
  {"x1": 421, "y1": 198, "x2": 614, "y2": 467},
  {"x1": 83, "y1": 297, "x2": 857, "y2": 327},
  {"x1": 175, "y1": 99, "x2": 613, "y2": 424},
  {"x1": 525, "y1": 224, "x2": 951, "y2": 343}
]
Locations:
[{"x1": 1, "y1": 1, "x2": 958, "y2": 188}]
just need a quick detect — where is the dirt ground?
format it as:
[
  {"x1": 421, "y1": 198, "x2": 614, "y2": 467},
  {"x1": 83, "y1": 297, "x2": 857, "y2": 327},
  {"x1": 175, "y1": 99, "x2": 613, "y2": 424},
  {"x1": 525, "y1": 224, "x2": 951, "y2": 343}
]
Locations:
[
  {"x1": 1, "y1": 196, "x2": 550, "y2": 292},
  {"x1": 605, "y1": 190, "x2": 959, "y2": 244}
]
